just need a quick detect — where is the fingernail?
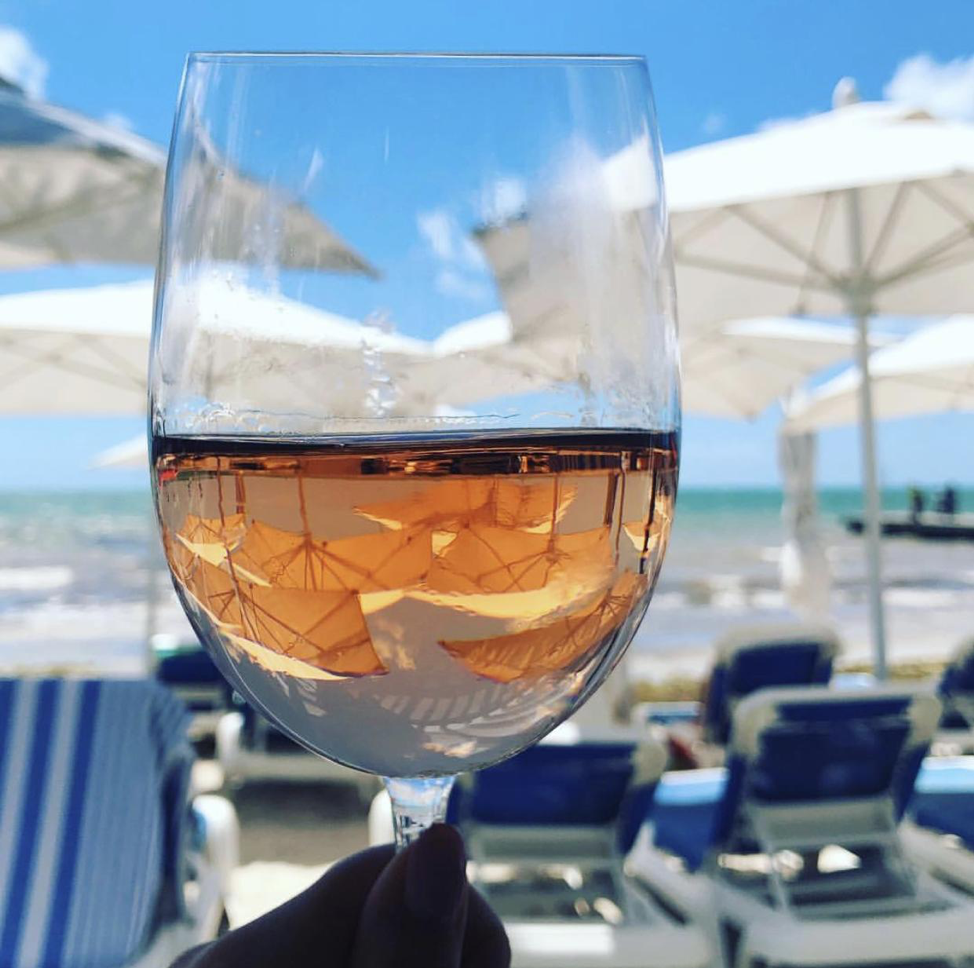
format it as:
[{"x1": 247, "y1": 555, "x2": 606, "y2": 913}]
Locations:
[{"x1": 405, "y1": 824, "x2": 467, "y2": 923}]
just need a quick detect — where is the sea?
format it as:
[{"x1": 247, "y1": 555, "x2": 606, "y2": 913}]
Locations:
[{"x1": 1, "y1": 487, "x2": 972, "y2": 679}]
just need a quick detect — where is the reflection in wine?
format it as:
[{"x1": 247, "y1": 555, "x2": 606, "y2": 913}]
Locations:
[{"x1": 154, "y1": 430, "x2": 677, "y2": 775}]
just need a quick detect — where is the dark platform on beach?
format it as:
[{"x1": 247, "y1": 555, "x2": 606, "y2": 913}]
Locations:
[{"x1": 845, "y1": 512, "x2": 974, "y2": 542}]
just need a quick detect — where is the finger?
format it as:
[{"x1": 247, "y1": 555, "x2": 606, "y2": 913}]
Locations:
[
  {"x1": 461, "y1": 886, "x2": 512, "y2": 968},
  {"x1": 351, "y1": 824, "x2": 469, "y2": 968},
  {"x1": 186, "y1": 844, "x2": 395, "y2": 967}
]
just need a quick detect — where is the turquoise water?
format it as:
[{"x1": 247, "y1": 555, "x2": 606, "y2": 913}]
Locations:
[
  {"x1": 3, "y1": 486, "x2": 972, "y2": 548},
  {"x1": 1, "y1": 485, "x2": 972, "y2": 668},
  {"x1": 0, "y1": 490, "x2": 153, "y2": 553},
  {"x1": 676, "y1": 486, "x2": 974, "y2": 519}
]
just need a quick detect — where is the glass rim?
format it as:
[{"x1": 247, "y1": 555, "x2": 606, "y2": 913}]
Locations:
[{"x1": 186, "y1": 51, "x2": 647, "y2": 66}]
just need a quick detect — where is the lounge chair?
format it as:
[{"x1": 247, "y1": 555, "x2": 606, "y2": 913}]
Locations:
[
  {"x1": 371, "y1": 725, "x2": 714, "y2": 968},
  {"x1": 901, "y1": 755, "x2": 974, "y2": 896},
  {"x1": 152, "y1": 635, "x2": 232, "y2": 738},
  {"x1": 666, "y1": 624, "x2": 839, "y2": 768},
  {"x1": 630, "y1": 685, "x2": 974, "y2": 968},
  {"x1": 0, "y1": 677, "x2": 238, "y2": 968},
  {"x1": 216, "y1": 699, "x2": 378, "y2": 801},
  {"x1": 934, "y1": 638, "x2": 974, "y2": 754}
]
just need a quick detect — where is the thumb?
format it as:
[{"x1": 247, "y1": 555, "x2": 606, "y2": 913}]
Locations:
[{"x1": 351, "y1": 824, "x2": 468, "y2": 968}]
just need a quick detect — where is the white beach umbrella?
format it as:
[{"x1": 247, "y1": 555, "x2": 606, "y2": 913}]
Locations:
[
  {"x1": 682, "y1": 317, "x2": 888, "y2": 419},
  {"x1": 91, "y1": 309, "x2": 574, "y2": 466},
  {"x1": 0, "y1": 275, "x2": 578, "y2": 422},
  {"x1": 0, "y1": 281, "x2": 150, "y2": 414},
  {"x1": 473, "y1": 136, "x2": 677, "y2": 423},
  {"x1": 664, "y1": 81, "x2": 974, "y2": 676},
  {"x1": 0, "y1": 278, "x2": 417, "y2": 416},
  {"x1": 0, "y1": 79, "x2": 375, "y2": 272},
  {"x1": 91, "y1": 436, "x2": 149, "y2": 469},
  {"x1": 786, "y1": 316, "x2": 974, "y2": 431},
  {"x1": 682, "y1": 317, "x2": 893, "y2": 620}
]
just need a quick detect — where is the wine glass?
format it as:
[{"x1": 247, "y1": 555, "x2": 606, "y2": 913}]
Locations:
[{"x1": 150, "y1": 52, "x2": 679, "y2": 848}]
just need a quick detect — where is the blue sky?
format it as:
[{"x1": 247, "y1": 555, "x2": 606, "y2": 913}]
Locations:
[{"x1": 0, "y1": 0, "x2": 973, "y2": 489}]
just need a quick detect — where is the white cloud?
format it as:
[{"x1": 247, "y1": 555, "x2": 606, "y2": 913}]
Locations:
[
  {"x1": 480, "y1": 176, "x2": 526, "y2": 224},
  {"x1": 0, "y1": 26, "x2": 47, "y2": 98},
  {"x1": 102, "y1": 111, "x2": 134, "y2": 131},
  {"x1": 417, "y1": 209, "x2": 455, "y2": 261},
  {"x1": 417, "y1": 207, "x2": 490, "y2": 301},
  {"x1": 885, "y1": 53, "x2": 974, "y2": 121},
  {"x1": 417, "y1": 208, "x2": 484, "y2": 269},
  {"x1": 701, "y1": 112, "x2": 726, "y2": 137}
]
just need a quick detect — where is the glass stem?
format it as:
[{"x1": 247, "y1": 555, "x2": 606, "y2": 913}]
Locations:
[{"x1": 383, "y1": 775, "x2": 457, "y2": 850}]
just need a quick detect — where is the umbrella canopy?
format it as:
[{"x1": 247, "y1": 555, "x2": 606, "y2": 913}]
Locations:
[
  {"x1": 663, "y1": 82, "x2": 974, "y2": 676},
  {"x1": 0, "y1": 281, "x2": 568, "y2": 419},
  {"x1": 0, "y1": 81, "x2": 375, "y2": 272},
  {"x1": 682, "y1": 317, "x2": 889, "y2": 419},
  {"x1": 92, "y1": 436, "x2": 147, "y2": 469},
  {"x1": 786, "y1": 316, "x2": 974, "y2": 431},
  {"x1": 0, "y1": 281, "x2": 148, "y2": 414},
  {"x1": 666, "y1": 97, "x2": 974, "y2": 330},
  {"x1": 0, "y1": 279, "x2": 414, "y2": 415}
]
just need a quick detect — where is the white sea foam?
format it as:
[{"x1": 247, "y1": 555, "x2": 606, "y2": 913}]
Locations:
[
  {"x1": 0, "y1": 567, "x2": 73, "y2": 591},
  {"x1": 646, "y1": 591, "x2": 686, "y2": 610},
  {"x1": 884, "y1": 587, "x2": 962, "y2": 609}
]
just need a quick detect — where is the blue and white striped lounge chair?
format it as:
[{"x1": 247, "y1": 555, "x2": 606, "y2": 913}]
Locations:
[
  {"x1": 370, "y1": 726, "x2": 712, "y2": 968},
  {"x1": 901, "y1": 755, "x2": 974, "y2": 896},
  {"x1": 934, "y1": 638, "x2": 974, "y2": 754},
  {"x1": 216, "y1": 699, "x2": 378, "y2": 801},
  {"x1": 0, "y1": 678, "x2": 239, "y2": 968},
  {"x1": 630, "y1": 686, "x2": 974, "y2": 968},
  {"x1": 666, "y1": 624, "x2": 839, "y2": 768}
]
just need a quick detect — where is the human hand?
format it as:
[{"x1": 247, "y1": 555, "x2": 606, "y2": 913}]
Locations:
[{"x1": 172, "y1": 824, "x2": 510, "y2": 968}]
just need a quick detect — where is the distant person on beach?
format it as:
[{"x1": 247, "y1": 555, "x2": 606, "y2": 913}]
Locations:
[
  {"x1": 908, "y1": 485, "x2": 926, "y2": 522},
  {"x1": 936, "y1": 485, "x2": 959, "y2": 516},
  {"x1": 171, "y1": 825, "x2": 510, "y2": 968}
]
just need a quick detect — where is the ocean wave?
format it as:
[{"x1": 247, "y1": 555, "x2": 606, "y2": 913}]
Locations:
[
  {"x1": 0, "y1": 567, "x2": 73, "y2": 591},
  {"x1": 883, "y1": 588, "x2": 965, "y2": 609}
]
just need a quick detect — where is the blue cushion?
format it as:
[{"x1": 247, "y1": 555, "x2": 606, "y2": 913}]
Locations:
[
  {"x1": 910, "y1": 759, "x2": 974, "y2": 849},
  {"x1": 702, "y1": 666, "x2": 729, "y2": 744},
  {"x1": 649, "y1": 770, "x2": 726, "y2": 871},
  {"x1": 0, "y1": 678, "x2": 192, "y2": 968},
  {"x1": 939, "y1": 645, "x2": 974, "y2": 728},
  {"x1": 949, "y1": 649, "x2": 974, "y2": 692},
  {"x1": 156, "y1": 647, "x2": 223, "y2": 687},
  {"x1": 616, "y1": 783, "x2": 657, "y2": 854},
  {"x1": 777, "y1": 697, "x2": 911, "y2": 723},
  {"x1": 453, "y1": 742, "x2": 655, "y2": 852},
  {"x1": 458, "y1": 743, "x2": 638, "y2": 826},
  {"x1": 750, "y1": 721, "x2": 910, "y2": 803},
  {"x1": 727, "y1": 642, "x2": 832, "y2": 696},
  {"x1": 649, "y1": 755, "x2": 951, "y2": 873},
  {"x1": 703, "y1": 641, "x2": 833, "y2": 744}
]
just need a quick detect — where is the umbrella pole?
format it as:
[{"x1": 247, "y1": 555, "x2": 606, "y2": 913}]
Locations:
[
  {"x1": 847, "y1": 187, "x2": 889, "y2": 679},
  {"x1": 854, "y1": 309, "x2": 888, "y2": 678}
]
